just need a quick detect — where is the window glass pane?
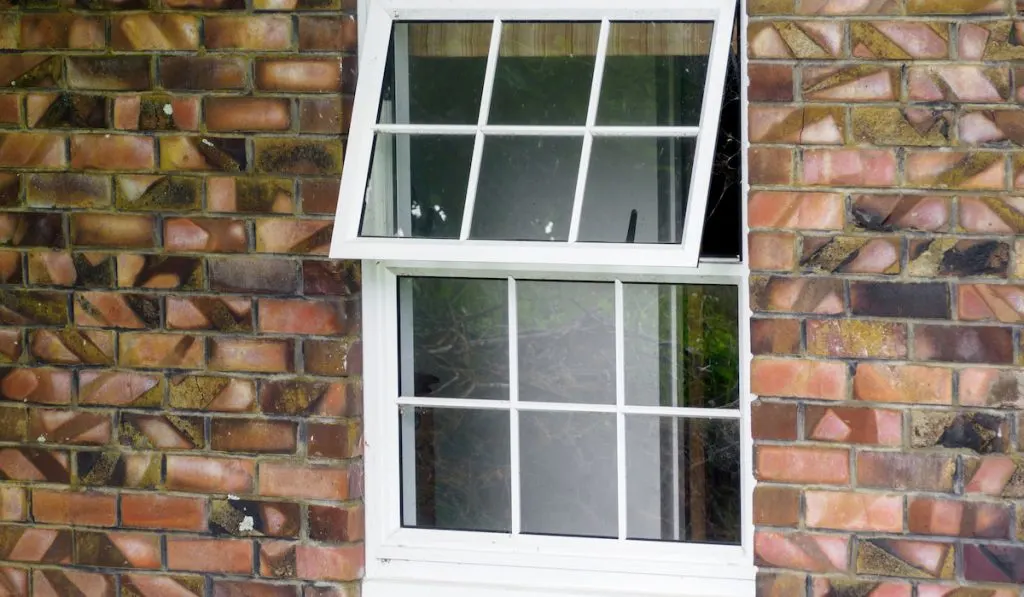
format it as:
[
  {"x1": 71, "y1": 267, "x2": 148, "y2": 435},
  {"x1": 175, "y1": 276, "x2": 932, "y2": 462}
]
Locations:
[
  {"x1": 626, "y1": 416, "x2": 740, "y2": 544},
  {"x1": 517, "y1": 281, "x2": 615, "y2": 405},
  {"x1": 597, "y1": 22, "x2": 713, "y2": 127},
  {"x1": 488, "y1": 22, "x2": 599, "y2": 126},
  {"x1": 623, "y1": 284, "x2": 738, "y2": 408},
  {"x1": 380, "y1": 22, "x2": 491, "y2": 125},
  {"x1": 699, "y1": 44, "x2": 742, "y2": 259},
  {"x1": 577, "y1": 137, "x2": 696, "y2": 244},
  {"x1": 401, "y1": 406, "x2": 511, "y2": 532},
  {"x1": 399, "y1": 277, "x2": 509, "y2": 400},
  {"x1": 520, "y1": 411, "x2": 616, "y2": 538},
  {"x1": 361, "y1": 133, "x2": 475, "y2": 238},
  {"x1": 470, "y1": 136, "x2": 583, "y2": 241}
]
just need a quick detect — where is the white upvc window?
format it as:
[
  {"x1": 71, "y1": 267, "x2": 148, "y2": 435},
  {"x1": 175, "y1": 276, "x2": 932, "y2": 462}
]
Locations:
[{"x1": 333, "y1": 0, "x2": 752, "y2": 595}]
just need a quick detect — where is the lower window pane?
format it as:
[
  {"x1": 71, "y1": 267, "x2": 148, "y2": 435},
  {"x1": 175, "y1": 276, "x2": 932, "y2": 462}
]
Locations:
[
  {"x1": 401, "y1": 406, "x2": 511, "y2": 532},
  {"x1": 520, "y1": 411, "x2": 617, "y2": 538},
  {"x1": 625, "y1": 416, "x2": 740, "y2": 544}
]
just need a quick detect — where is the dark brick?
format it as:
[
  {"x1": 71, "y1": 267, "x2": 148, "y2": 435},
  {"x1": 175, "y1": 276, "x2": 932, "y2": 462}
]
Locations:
[
  {"x1": 209, "y1": 257, "x2": 298, "y2": 294},
  {"x1": 160, "y1": 57, "x2": 247, "y2": 91},
  {"x1": 67, "y1": 57, "x2": 152, "y2": 91},
  {"x1": 850, "y1": 282, "x2": 950, "y2": 319},
  {"x1": 914, "y1": 324, "x2": 1013, "y2": 364}
]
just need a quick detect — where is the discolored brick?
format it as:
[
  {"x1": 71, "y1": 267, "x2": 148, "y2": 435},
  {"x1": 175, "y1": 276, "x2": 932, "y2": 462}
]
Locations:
[
  {"x1": 209, "y1": 257, "x2": 298, "y2": 294},
  {"x1": 298, "y1": 15, "x2": 356, "y2": 51},
  {"x1": 857, "y1": 451, "x2": 955, "y2": 492},
  {"x1": 805, "y1": 405, "x2": 902, "y2": 446},
  {"x1": 27, "y1": 173, "x2": 110, "y2": 208},
  {"x1": 854, "y1": 363, "x2": 952, "y2": 405},
  {"x1": 165, "y1": 217, "x2": 248, "y2": 253},
  {"x1": 71, "y1": 135, "x2": 155, "y2": 171},
  {"x1": 911, "y1": 410, "x2": 1009, "y2": 454},
  {"x1": 115, "y1": 175, "x2": 201, "y2": 211},
  {"x1": 209, "y1": 338, "x2": 293, "y2": 373},
  {"x1": 850, "y1": 282, "x2": 949, "y2": 319},
  {"x1": 0, "y1": 134, "x2": 66, "y2": 169},
  {"x1": 255, "y1": 58, "x2": 343, "y2": 92},
  {"x1": 914, "y1": 324, "x2": 1013, "y2": 364},
  {"x1": 112, "y1": 14, "x2": 199, "y2": 51},
  {"x1": 160, "y1": 137, "x2": 246, "y2": 172},
  {"x1": 205, "y1": 16, "x2": 293, "y2": 50},
  {"x1": 67, "y1": 57, "x2": 151, "y2": 91},
  {"x1": 806, "y1": 319, "x2": 907, "y2": 359},
  {"x1": 299, "y1": 179, "x2": 340, "y2": 215},
  {"x1": 908, "y1": 497, "x2": 1010, "y2": 538},
  {"x1": 71, "y1": 214, "x2": 154, "y2": 249},
  {"x1": 211, "y1": 419, "x2": 297, "y2": 454},
  {"x1": 27, "y1": 93, "x2": 108, "y2": 129},
  {"x1": 159, "y1": 56, "x2": 248, "y2": 91},
  {"x1": 20, "y1": 15, "x2": 105, "y2": 50},
  {"x1": 254, "y1": 139, "x2": 343, "y2": 175},
  {"x1": 747, "y1": 64, "x2": 794, "y2": 102},
  {"x1": 850, "y1": 194, "x2": 950, "y2": 232},
  {"x1": 259, "y1": 379, "x2": 356, "y2": 417},
  {"x1": 300, "y1": 97, "x2": 350, "y2": 134}
]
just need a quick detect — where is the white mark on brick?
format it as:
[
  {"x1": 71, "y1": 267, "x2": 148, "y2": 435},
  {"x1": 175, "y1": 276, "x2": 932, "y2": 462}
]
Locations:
[
  {"x1": 227, "y1": 494, "x2": 240, "y2": 501},
  {"x1": 239, "y1": 516, "x2": 255, "y2": 532},
  {"x1": 163, "y1": 104, "x2": 174, "y2": 116},
  {"x1": 36, "y1": 435, "x2": 46, "y2": 443},
  {"x1": 201, "y1": 138, "x2": 214, "y2": 147}
]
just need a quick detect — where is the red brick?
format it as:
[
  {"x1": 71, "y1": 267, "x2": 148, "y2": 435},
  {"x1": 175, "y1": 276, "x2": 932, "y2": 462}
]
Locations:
[
  {"x1": 308, "y1": 421, "x2": 360, "y2": 459},
  {"x1": 258, "y1": 298, "x2": 348, "y2": 335},
  {"x1": 214, "y1": 580, "x2": 298, "y2": 597},
  {"x1": 804, "y1": 405, "x2": 902, "y2": 446},
  {"x1": 309, "y1": 504, "x2": 363, "y2": 543},
  {"x1": 119, "y1": 333, "x2": 204, "y2": 369},
  {"x1": 205, "y1": 16, "x2": 293, "y2": 50},
  {"x1": 29, "y1": 408, "x2": 112, "y2": 445},
  {"x1": 166, "y1": 455, "x2": 255, "y2": 493},
  {"x1": 751, "y1": 357, "x2": 847, "y2": 400},
  {"x1": 853, "y1": 363, "x2": 952, "y2": 405},
  {"x1": 258, "y1": 462, "x2": 351, "y2": 500},
  {"x1": 210, "y1": 419, "x2": 297, "y2": 454},
  {"x1": 300, "y1": 97, "x2": 350, "y2": 134},
  {"x1": 71, "y1": 214, "x2": 154, "y2": 249},
  {"x1": 0, "y1": 487, "x2": 25, "y2": 522},
  {"x1": 0, "y1": 133, "x2": 66, "y2": 169},
  {"x1": 33, "y1": 569, "x2": 115, "y2": 597},
  {"x1": 755, "y1": 531, "x2": 850, "y2": 573},
  {"x1": 70, "y1": 135, "x2": 155, "y2": 171},
  {"x1": 31, "y1": 490, "x2": 116, "y2": 527},
  {"x1": 296, "y1": 544, "x2": 363, "y2": 581},
  {"x1": 165, "y1": 217, "x2": 249, "y2": 253},
  {"x1": 206, "y1": 98, "x2": 292, "y2": 132},
  {"x1": 0, "y1": 368, "x2": 72, "y2": 405},
  {"x1": 255, "y1": 219, "x2": 332, "y2": 254},
  {"x1": 753, "y1": 485, "x2": 800, "y2": 527},
  {"x1": 298, "y1": 15, "x2": 357, "y2": 51},
  {"x1": 805, "y1": 490, "x2": 903, "y2": 532},
  {"x1": 112, "y1": 15, "x2": 199, "y2": 51},
  {"x1": 908, "y1": 497, "x2": 1010, "y2": 539},
  {"x1": 256, "y1": 59, "x2": 343, "y2": 92},
  {"x1": 749, "y1": 232, "x2": 796, "y2": 271},
  {"x1": 20, "y1": 15, "x2": 106, "y2": 50},
  {"x1": 299, "y1": 179, "x2": 340, "y2": 215},
  {"x1": 168, "y1": 538, "x2": 253, "y2": 574},
  {"x1": 73, "y1": 531, "x2": 160, "y2": 569},
  {"x1": 209, "y1": 338, "x2": 294, "y2": 373},
  {"x1": 756, "y1": 445, "x2": 850, "y2": 485},
  {"x1": 751, "y1": 400, "x2": 798, "y2": 441},
  {"x1": 749, "y1": 147, "x2": 793, "y2": 185},
  {"x1": 801, "y1": 149, "x2": 897, "y2": 187},
  {"x1": 121, "y1": 494, "x2": 207, "y2": 532}
]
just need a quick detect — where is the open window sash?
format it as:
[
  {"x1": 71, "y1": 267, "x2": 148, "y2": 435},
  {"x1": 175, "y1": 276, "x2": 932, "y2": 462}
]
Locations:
[{"x1": 330, "y1": 0, "x2": 738, "y2": 270}]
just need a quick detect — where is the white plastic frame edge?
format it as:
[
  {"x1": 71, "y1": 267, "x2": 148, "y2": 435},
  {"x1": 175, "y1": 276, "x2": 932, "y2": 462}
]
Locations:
[
  {"x1": 330, "y1": 0, "x2": 739, "y2": 271},
  {"x1": 360, "y1": 260, "x2": 755, "y2": 597}
]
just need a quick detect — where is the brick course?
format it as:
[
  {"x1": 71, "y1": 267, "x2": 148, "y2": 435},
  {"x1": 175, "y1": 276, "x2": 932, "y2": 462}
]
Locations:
[
  {"x1": 0, "y1": 0, "x2": 359, "y2": 593},
  {"x1": 751, "y1": 0, "x2": 1024, "y2": 593}
]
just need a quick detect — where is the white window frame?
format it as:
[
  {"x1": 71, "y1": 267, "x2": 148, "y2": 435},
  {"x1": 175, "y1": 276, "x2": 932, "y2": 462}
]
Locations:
[
  {"x1": 330, "y1": 0, "x2": 738, "y2": 270},
  {"x1": 344, "y1": 1, "x2": 755, "y2": 595}
]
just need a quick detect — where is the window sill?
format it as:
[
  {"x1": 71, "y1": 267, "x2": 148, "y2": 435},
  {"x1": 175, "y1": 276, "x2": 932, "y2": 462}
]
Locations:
[{"x1": 363, "y1": 559, "x2": 757, "y2": 597}]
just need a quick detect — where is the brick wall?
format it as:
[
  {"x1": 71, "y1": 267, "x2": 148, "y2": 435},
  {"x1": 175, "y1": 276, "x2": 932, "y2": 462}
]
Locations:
[
  {"x1": 0, "y1": 0, "x2": 361, "y2": 595},
  {"x1": 750, "y1": 0, "x2": 1024, "y2": 595}
]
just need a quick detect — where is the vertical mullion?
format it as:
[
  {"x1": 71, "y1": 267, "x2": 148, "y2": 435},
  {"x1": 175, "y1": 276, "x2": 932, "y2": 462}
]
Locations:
[
  {"x1": 459, "y1": 19, "x2": 503, "y2": 241},
  {"x1": 508, "y1": 276, "x2": 521, "y2": 535},
  {"x1": 567, "y1": 19, "x2": 611, "y2": 243},
  {"x1": 615, "y1": 279, "x2": 626, "y2": 540},
  {"x1": 398, "y1": 278, "x2": 418, "y2": 527},
  {"x1": 393, "y1": 23, "x2": 414, "y2": 237}
]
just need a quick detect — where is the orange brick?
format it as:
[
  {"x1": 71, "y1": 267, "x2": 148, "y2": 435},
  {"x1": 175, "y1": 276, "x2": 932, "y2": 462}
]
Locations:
[
  {"x1": 756, "y1": 445, "x2": 850, "y2": 485},
  {"x1": 167, "y1": 538, "x2": 253, "y2": 574},
  {"x1": 121, "y1": 494, "x2": 207, "y2": 531},
  {"x1": 32, "y1": 489, "x2": 117, "y2": 527},
  {"x1": 805, "y1": 491, "x2": 903, "y2": 532}
]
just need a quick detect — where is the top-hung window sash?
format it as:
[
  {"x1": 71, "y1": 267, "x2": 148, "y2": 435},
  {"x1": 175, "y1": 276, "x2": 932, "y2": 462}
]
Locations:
[{"x1": 330, "y1": 0, "x2": 737, "y2": 269}]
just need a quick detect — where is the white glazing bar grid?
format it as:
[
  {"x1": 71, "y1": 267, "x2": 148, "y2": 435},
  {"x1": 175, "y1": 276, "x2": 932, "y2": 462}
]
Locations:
[
  {"x1": 614, "y1": 280, "x2": 627, "y2": 540},
  {"x1": 394, "y1": 397, "x2": 740, "y2": 419},
  {"x1": 459, "y1": 18, "x2": 503, "y2": 241},
  {"x1": 568, "y1": 19, "x2": 611, "y2": 244},
  {"x1": 373, "y1": 123, "x2": 702, "y2": 137},
  {"x1": 508, "y1": 276, "x2": 522, "y2": 535}
]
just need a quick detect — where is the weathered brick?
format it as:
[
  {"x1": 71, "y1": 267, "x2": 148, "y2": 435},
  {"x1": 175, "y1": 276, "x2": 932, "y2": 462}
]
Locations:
[
  {"x1": 166, "y1": 455, "x2": 254, "y2": 494},
  {"x1": 160, "y1": 137, "x2": 246, "y2": 172},
  {"x1": 112, "y1": 14, "x2": 199, "y2": 50},
  {"x1": 908, "y1": 65, "x2": 1010, "y2": 102},
  {"x1": 32, "y1": 489, "x2": 116, "y2": 526},
  {"x1": 168, "y1": 538, "x2": 253, "y2": 574},
  {"x1": 209, "y1": 257, "x2": 298, "y2": 294},
  {"x1": 258, "y1": 462, "x2": 352, "y2": 500},
  {"x1": 205, "y1": 16, "x2": 293, "y2": 50},
  {"x1": 856, "y1": 539, "x2": 954, "y2": 579},
  {"x1": 67, "y1": 57, "x2": 151, "y2": 91},
  {"x1": 749, "y1": 22, "x2": 844, "y2": 60},
  {"x1": 211, "y1": 419, "x2": 297, "y2": 454},
  {"x1": 806, "y1": 319, "x2": 907, "y2": 359},
  {"x1": 160, "y1": 56, "x2": 248, "y2": 91},
  {"x1": 851, "y1": 21, "x2": 949, "y2": 59},
  {"x1": 0, "y1": 134, "x2": 66, "y2": 169},
  {"x1": 805, "y1": 491, "x2": 902, "y2": 532},
  {"x1": 755, "y1": 531, "x2": 850, "y2": 572},
  {"x1": 298, "y1": 15, "x2": 356, "y2": 51},
  {"x1": 853, "y1": 364, "x2": 953, "y2": 405},
  {"x1": 802, "y1": 65, "x2": 899, "y2": 102},
  {"x1": 851, "y1": 194, "x2": 951, "y2": 232},
  {"x1": 850, "y1": 282, "x2": 949, "y2": 319},
  {"x1": 20, "y1": 15, "x2": 105, "y2": 50},
  {"x1": 122, "y1": 494, "x2": 207, "y2": 532},
  {"x1": 208, "y1": 338, "x2": 294, "y2": 373},
  {"x1": 71, "y1": 214, "x2": 154, "y2": 249},
  {"x1": 751, "y1": 276, "x2": 844, "y2": 314},
  {"x1": 914, "y1": 324, "x2": 1013, "y2": 364},
  {"x1": 300, "y1": 97, "x2": 350, "y2": 134},
  {"x1": 748, "y1": 63, "x2": 794, "y2": 102},
  {"x1": 908, "y1": 497, "x2": 1010, "y2": 538},
  {"x1": 800, "y1": 149, "x2": 897, "y2": 187},
  {"x1": 753, "y1": 485, "x2": 800, "y2": 527},
  {"x1": 857, "y1": 451, "x2": 956, "y2": 492}
]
